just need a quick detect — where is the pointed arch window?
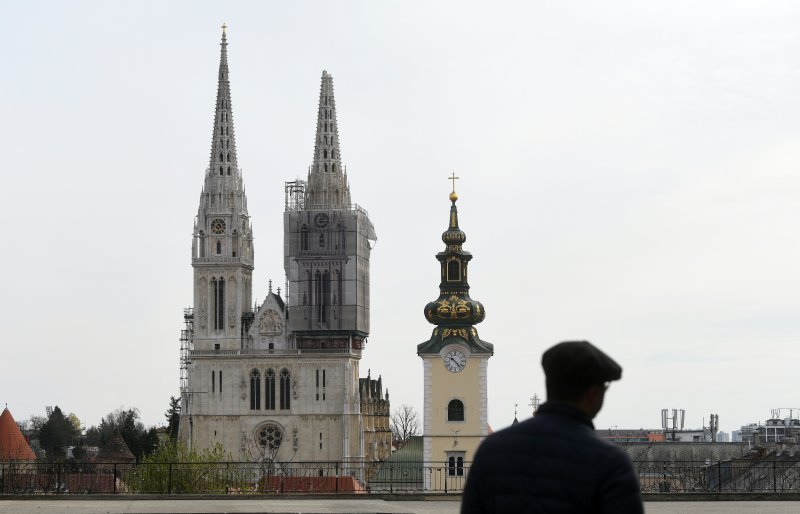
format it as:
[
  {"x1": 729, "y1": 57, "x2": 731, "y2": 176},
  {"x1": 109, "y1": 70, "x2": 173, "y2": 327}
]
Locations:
[
  {"x1": 324, "y1": 163, "x2": 328, "y2": 172},
  {"x1": 227, "y1": 166, "x2": 231, "y2": 175},
  {"x1": 226, "y1": 153, "x2": 231, "y2": 162},
  {"x1": 448, "y1": 399, "x2": 465, "y2": 422},
  {"x1": 323, "y1": 149, "x2": 328, "y2": 159},
  {"x1": 212, "y1": 277, "x2": 225, "y2": 330},
  {"x1": 250, "y1": 369, "x2": 261, "y2": 410},
  {"x1": 219, "y1": 152, "x2": 224, "y2": 162},
  {"x1": 279, "y1": 368, "x2": 291, "y2": 410},
  {"x1": 331, "y1": 164, "x2": 336, "y2": 173},
  {"x1": 216, "y1": 241, "x2": 222, "y2": 255},
  {"x1": 219, "y1": 166, "x2": 223, "y2": 175},
  {"x1": 265, "y1": 369, "x2": 276, "y2": 410},
  {"x1": 331, "y1": 150, "x2": 335, "y2": 158},
  {"x1": 300, "y1": 225, "x2": 309, "y2": 252}
]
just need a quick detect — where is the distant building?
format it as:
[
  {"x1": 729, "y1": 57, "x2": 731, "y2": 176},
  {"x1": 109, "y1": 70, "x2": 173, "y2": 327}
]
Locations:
[
  {"x1": 596, "y1": 429, "x2": 664, "y2": 443},
  {"x1": 716, "y1": 431, "x2": 730, "y2": 442},
  {"x1": 736, "y1": 417, "x2": 800, "y2": 445}
]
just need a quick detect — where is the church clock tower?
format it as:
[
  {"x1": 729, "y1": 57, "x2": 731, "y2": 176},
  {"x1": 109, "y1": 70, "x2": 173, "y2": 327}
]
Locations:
[
  {"x1": 418, "y1": 179, "x2": 493, "y2": 488},
  {"x1": 191, "y1": 25, "x2": 253, "y2": 353}
]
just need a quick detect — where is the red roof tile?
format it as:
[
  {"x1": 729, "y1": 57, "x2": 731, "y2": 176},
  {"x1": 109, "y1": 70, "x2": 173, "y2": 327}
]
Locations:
[{"x1": 0, "y1": 407, "x2": 37, "y2": 461}]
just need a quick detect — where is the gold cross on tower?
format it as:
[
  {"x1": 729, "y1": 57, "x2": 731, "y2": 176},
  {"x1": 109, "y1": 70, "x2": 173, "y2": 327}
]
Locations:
[
  {"x1": 449, "y1": 172, "x2": 460, "y2": 193},
  {"x1": 222, "y1": 23, "x2": 227, "y2": 35}
]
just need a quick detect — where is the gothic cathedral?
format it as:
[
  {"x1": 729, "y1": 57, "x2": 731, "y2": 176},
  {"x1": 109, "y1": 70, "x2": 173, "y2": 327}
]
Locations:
[
  {"x1": 418, "y1": 183, "x2": 494, "y2": 485},
  {"x1": 178, "y1": 27, "x2": 391, "y2": 465}
]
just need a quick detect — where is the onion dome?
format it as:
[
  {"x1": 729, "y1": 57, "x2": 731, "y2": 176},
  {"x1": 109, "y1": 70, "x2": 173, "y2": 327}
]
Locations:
[{"x1": 417, "y1": 186, "x2": 493, "y2": 355}]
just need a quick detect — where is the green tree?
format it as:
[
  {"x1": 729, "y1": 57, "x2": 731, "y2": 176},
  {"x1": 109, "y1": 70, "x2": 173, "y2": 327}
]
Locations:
[
  {"x1": 39, "y1": 406, "x2": 80, "y2": 460},
  {"x1": 128, "y1": 441, "x2": 235, "y2": 493},
  {"x1": 165, "y1": 396, "x2": 181, "y2": 442},
  {"x1": 84, "y1": 408, "x2": 158, "y2": 461}
]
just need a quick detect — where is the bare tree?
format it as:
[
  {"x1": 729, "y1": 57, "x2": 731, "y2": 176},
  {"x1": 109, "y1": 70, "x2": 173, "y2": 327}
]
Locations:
[{"x1": 390, "y1": 404, "x2": 421, "y2": 450}]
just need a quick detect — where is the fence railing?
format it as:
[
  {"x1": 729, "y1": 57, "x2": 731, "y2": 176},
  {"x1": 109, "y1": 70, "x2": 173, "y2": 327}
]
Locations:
[{"x1": 3, "y1": 459, "x2": 800, "y2": 495}]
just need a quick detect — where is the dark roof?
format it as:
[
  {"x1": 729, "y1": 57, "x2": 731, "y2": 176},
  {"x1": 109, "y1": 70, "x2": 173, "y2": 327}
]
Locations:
[
  {"x1": 96, "y1": 431, "x2": 135, "y2": 463},
  {"x1": 621, "y1": 442, "x2": 753, "y2": 463},
  {"x1": 371, "y1": 436, "x2": 424, "y2": 487}
]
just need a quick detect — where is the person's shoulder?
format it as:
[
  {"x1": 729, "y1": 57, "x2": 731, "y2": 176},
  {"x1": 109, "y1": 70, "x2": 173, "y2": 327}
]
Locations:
[{"x1": 475, "y1": 417, "x2": 538, "y2": 452}]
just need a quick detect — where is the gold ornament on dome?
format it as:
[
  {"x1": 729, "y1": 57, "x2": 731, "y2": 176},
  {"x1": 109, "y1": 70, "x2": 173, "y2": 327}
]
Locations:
[
  {"x1": 442, "y1": 328, "x2": 468, "y2": 339},
  {"x1": 436, "y1": 295, "x2": 471, "y2": 319}
]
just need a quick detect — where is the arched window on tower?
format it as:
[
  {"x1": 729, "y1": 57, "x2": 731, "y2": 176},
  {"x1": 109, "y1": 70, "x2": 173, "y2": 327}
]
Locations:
[
  {"x1": 448, "y1": 399, "x2": 465, "y2": 422},
  {"x1": 447, "y1": 260, "x2": 461, "y2": 282},
  {"x1": 323, "y1": 149, "x2": 328, "y2": 159},
  {"x1": 314, "y1": 271, "x2": 322, "y2": 322},
  {"x1": 322, "y1": 271, "x2": 330, "y2": 323},
  {"x1": 324, "y1": 163, "x2": 328, "y2": 172},
  {"x1": 331, "y1": 149, "x2": 335, "y2": 158},
  {"x1": 227, "y1": 166, "x2": 231, "y2": 175},
  {"x1": 219, "y1": 166, "x2": 223, "y2": 175},
  {"x1": 265, "y1": 369, "x2": 276, "y2": 410},
  {"x1": 279, "y1": 368, "x2": 291, "y2": 410},
  {"x1": 300, "y1": 225, "x2": 309, "y2": 252},
  {"x1": 219, "y1": 152, "x2": 224, "y2": 162},
  {"x1": 331, "y1": 164, "x2": 336, "y2": 173},
  {"x1": 213, "y1": 277, "x2": 225, "y2": 330},
  {"x1": 250, "y1": 369, "x2": 261, "y2": 410},
  {"x1": 216, "y1": 241, "x2": 222, "y2": 255},
  {"x1": 226, "y1": 153, "x2": 231, "y2": 162}
]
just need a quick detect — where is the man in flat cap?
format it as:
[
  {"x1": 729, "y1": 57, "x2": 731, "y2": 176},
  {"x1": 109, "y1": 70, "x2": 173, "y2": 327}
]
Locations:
[{"x1": 461, "y1": 341, "x2": 642, "y2": 514}]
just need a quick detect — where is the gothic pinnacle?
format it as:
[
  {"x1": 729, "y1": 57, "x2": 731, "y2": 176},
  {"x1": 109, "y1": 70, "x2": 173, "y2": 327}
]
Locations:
[
  {"x1": 305, "y1": 70, "x2": 351, "y2": 207},
  {"x1": 209, "y1": 24, "x2": 238, "y2": 178}
]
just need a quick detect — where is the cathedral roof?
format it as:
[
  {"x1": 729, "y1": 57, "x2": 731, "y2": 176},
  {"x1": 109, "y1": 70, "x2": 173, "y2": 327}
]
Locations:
[{"x1": 0, "y1": 407, "x2": 37, "y2": 461}]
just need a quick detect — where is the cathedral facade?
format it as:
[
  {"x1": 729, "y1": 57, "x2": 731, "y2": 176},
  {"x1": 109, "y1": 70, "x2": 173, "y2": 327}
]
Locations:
[{"x1": 177, "y1": 27, "x2": 390, "y2": 465}]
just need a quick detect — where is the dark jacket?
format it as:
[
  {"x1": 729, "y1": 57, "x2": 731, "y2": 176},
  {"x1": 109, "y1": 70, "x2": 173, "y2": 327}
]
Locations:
[{"x1": 461, "y1": 402, "x2": 643, "y2": 513}]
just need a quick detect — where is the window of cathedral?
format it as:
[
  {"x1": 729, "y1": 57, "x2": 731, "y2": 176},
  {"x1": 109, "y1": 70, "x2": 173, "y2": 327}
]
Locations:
[
  {"x1": 301, "y1": 225, "x2": 309, "y2": 251},
  {"x1": 257, "y1": 423, "x2": 283, "y2": 452},
  {"x1": 250, "y1": 369, "x2": 261, "y2": 410},
  {"x1": 448, "y1": 399, "x2": 465, "y2": 422},
  {"x1": 265, "y1": 369, "x2": 276, "y2": 410},
  {"x1": 212, "y1": 370, "x2": 215, "y2": 393},
  {"x1": 280, "y1": 368, "x2": 291, "y2": 410},
  {"x1": 219, "y1": 370, "x2": 222, "y2": 393}
]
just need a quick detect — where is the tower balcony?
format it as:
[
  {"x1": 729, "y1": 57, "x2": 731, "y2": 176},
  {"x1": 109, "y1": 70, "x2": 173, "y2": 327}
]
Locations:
[
  {"x1": 188, "y1": 347, "x2": 362, "y2": 358},
  {"x1": 192, "y1": 256, "x2": 254, "y2": 266}
]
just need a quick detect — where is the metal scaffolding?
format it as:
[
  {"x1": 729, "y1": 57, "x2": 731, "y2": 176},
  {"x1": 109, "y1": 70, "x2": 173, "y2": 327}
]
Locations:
[{"x1": 179, "y1": 307, "x2": 194, "y2": 393}]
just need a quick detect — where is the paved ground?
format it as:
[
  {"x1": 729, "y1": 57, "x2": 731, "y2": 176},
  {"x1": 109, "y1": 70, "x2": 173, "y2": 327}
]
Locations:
[{"x1": 2, "y1": 499, "x2": 800, "y2": 513}]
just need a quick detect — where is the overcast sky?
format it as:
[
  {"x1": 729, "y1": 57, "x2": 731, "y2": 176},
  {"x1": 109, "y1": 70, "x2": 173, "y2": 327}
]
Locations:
[{"x1": 2, "y1": 1, "x2": 800, "y2": 436}]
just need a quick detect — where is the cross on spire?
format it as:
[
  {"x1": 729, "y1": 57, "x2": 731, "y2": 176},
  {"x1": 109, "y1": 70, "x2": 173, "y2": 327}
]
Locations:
[
  {"x1": 449, "y1": 171, "x2": 460, "y2": 193},
  {"x1": 221, "y1": 23, "x2": 227, "y2": 35}
]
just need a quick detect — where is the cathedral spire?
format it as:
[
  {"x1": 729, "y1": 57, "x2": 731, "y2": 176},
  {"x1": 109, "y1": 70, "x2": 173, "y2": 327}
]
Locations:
[
  {"x1": 209, "y1": 24, "x2": 238, "y2": 177},
  {"x1": 305, "y1": 70, "x2": 351, "y2": 207}
]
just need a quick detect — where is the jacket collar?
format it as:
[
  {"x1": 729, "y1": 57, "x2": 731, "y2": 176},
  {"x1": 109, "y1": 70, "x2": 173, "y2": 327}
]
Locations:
[{"x1": 537, "y1": 401, "x2": 595, "y2": 430}]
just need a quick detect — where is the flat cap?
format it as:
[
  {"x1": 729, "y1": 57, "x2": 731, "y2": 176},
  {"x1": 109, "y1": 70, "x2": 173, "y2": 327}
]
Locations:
[{"x1": 541, "y1": 341, "x2": 622, "y2": 387}]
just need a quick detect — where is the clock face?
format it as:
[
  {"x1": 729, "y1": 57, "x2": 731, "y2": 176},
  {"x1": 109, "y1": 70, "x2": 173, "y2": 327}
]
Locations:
[
  {"x1": 444, "y1": 349, "x2": 467, "y2": 373},
  {"x1": 314, "y1": 213, "x2": 329, "y2": 229},
  {"x1": 210, "y1": 219, "x2": 225, "y2": 234}
]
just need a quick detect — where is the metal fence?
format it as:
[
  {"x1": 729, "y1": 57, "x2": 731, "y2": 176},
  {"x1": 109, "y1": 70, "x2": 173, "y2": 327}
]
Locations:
[{"x1": 3, "y1": 459, "x2": 800, "y2": 495}]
